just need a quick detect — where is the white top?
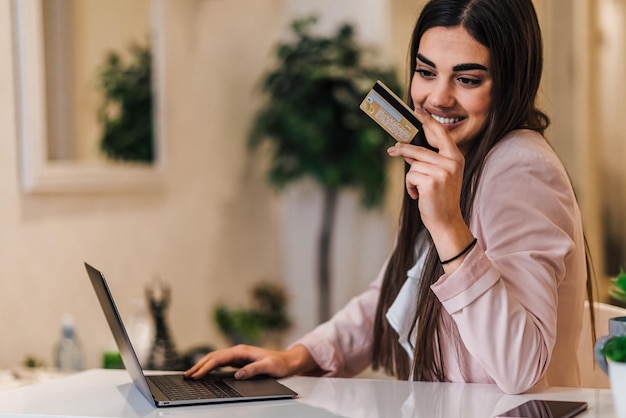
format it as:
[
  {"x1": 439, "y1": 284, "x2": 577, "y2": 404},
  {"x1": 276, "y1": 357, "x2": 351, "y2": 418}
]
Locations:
[{"x1": 385, "y1": 230, "x2": 429, "y2": 362}]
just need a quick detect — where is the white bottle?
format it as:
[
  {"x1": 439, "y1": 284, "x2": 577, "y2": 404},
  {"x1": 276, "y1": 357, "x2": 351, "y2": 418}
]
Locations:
[{"x1": 54, "y1": 314, "x2": 84, "y2": 372}]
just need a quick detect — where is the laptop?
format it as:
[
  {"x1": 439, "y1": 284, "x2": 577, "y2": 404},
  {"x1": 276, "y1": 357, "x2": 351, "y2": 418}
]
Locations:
[{"x1": 84, "y1": 262, "x2": 298, "y2": 407}]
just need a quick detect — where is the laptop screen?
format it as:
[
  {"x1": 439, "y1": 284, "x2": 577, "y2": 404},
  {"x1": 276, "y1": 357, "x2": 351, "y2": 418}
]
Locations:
[{"x1": 85, "y1": 262, "x2": 155, "y2": 402}]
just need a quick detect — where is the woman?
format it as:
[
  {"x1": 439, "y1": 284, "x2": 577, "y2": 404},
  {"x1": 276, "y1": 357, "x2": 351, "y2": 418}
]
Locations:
[{"x1": 185, "y1": 0, "x2": 593, "y2": 394}]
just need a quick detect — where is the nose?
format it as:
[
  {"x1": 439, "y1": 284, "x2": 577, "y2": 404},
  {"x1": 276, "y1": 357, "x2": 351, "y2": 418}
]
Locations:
[{"x1": 428, "y1": 80, "x2": 455, "y2": 108}]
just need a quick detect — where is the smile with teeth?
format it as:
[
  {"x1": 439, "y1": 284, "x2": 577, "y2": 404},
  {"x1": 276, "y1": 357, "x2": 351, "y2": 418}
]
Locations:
[{"x1": 430, "y1": 114, "x2": 464, "y2": 125}]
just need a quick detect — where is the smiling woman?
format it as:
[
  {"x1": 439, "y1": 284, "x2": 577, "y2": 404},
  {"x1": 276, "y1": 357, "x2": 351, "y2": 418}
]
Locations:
[{"x1": 12, "y1": 0, "x2": 166, "y2": 194}]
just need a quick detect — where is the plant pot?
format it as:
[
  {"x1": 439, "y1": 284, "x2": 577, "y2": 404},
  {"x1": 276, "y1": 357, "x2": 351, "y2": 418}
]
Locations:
[{"x1": 609, "y1": 360, "x2": 626, "y2": 418}]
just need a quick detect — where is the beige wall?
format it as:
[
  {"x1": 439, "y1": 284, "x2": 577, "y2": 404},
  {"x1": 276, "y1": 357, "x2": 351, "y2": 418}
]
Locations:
[
  {"x1": 0, "y1": 0, "x2": 614, "y2": 371},
  {"x1": 597, "y1": 0, "x2": 626, "y2": 278},
  {"x1": 534, "y1": 0, "x2": 626, "y2": 301}
]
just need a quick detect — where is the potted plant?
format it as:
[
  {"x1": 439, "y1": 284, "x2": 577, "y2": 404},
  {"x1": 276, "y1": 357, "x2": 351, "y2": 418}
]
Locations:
[
  {"x1": 214, "y1": 282, "x2": 291, "y2": 347},
  {"x1": 602, "y1": 271, "x2": 626, "y2": 418},
  {"x1": 249, "y1": 16, "x2": 400, "y2": 323}
]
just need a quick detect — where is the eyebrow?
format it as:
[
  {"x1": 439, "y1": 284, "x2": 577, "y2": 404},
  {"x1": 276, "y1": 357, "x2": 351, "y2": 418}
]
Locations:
[{"x1": 417, "y1": 53, "x2": 488, "y2": 72}]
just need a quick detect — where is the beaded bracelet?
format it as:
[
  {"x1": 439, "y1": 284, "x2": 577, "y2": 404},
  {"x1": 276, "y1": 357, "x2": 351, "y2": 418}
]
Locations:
[{"x1": 440, "y1": 238, "x2": 477, "y2": 265}]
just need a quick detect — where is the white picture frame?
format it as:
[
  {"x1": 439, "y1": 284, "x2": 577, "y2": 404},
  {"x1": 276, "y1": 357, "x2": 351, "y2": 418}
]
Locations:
[{"x1": 12, "y1": 0, "x2": 167, "y2": 194}]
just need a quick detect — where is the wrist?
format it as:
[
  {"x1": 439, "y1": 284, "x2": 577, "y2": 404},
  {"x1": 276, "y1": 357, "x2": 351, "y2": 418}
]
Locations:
[
  {"x1": 286, "y1": 344, "x2": 317, "y2": 375},
  {"x1": 440, "y1": 237, "x2": 477, "y2": 264},
  {"x1": 429, "y1": 219, "x2": 474, "y2": 261}
]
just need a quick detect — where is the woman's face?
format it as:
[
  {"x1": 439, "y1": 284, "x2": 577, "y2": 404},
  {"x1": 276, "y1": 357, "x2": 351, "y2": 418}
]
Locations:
[{"x1": 411, "y1": 25, "x2": 492, "y2": 153}]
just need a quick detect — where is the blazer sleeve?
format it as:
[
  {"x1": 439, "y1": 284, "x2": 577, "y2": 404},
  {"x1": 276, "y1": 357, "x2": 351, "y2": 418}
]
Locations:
[
  {"x1": 289, "y1": 260, "x2": 387, "y2": 377},
  {"x1": 430, "y1": 132, "x2": 582, "y2": 394}
]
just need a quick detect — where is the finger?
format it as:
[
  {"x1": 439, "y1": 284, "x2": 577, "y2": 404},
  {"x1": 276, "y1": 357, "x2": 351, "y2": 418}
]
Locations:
[
  {"x1": 405, "y1": 179, "x2": 419, "y2": 200},
  {"x1": 184, "y1": 353, "x2": 225, "y2": 378},
  {"x1": 386, "y1": 143, "x2": 425, "y2": 164},
  {"x1": 183, "y1": 356, "x2": 206, "y2": 376},
  {"x1": 234, "y1": 357, "x2": 283, "y2": 380},
  {"x1": 413, "y1": 108, "x2": 460, "y2": 158},
  {"x1": 185, "y1": 345, "x2": 255, "y2": 379},
  {"x1": 387, "y1": 144, "x2": 428, "y2": 200}
]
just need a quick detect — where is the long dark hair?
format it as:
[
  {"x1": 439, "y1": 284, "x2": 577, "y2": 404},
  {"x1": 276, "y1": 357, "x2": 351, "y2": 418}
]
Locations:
[{"x1": 372, "y1": 0, "x2": 557, "y2": 380}]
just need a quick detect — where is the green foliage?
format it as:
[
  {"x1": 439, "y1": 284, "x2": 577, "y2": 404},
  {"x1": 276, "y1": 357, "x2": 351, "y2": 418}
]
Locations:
[
  {"x1": 23, "y1": 355, "x2": 45, "y2": 368},
  {"x1": 97, "y1": 43, "x2": 154, "y2": 163},
  {"x1": 609, "y1": 269, "x2": 626, "y2": 303},
  {"x1": 249, "y1": 16, "x2": 401, "y2": 208},
  {"x1": 602, "y1": 335, "x2": 626, "y2": 363},
  {"x1": 604, "y1": 270, "x2": 626, "y2": 362},
  {"x1": 214, "y1": 282, "x2": 291, "y2": 346}
]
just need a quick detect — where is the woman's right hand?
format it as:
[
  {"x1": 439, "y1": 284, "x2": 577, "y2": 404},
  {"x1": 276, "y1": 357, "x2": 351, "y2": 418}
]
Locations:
[{"x1": 183, "y1": 343, "x2": 317, "y2": 380}]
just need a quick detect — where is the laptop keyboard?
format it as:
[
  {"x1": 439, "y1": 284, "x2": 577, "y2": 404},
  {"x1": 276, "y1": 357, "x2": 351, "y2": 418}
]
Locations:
[{"x1": 149, "y1": 374, "x2": 243, "y2": 401}]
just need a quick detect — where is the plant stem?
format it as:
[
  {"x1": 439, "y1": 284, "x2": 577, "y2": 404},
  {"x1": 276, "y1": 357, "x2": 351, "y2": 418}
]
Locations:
[{"x1": 318, "y1": 187, "x2": 338, "y2": 323}]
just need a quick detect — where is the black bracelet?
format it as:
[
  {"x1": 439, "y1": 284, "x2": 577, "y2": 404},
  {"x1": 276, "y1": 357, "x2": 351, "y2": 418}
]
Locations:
[{"x1": 440, "y1": 238, "x2": 477, "y2": 265}]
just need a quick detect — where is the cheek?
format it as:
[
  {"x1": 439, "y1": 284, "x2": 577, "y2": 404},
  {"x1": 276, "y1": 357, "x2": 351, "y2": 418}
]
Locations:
[
  {"x1": 410, "y1": 74, "x2": 425, "y2": 106},
  {"x1": 464, "y1": 91, "x2": 491, "y2": 119}
]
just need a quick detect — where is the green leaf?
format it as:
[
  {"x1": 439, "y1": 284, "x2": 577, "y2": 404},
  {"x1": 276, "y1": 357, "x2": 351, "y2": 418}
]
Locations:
[
  {"x1": 609, "y1": 268, "x2": 626, "y2": 302},
  {"x1": 213, "y1": 282, "x2": 291, "y2": 346},
  {"x1": 602, "y1": 335, "x2": 626, "y2": 362}
]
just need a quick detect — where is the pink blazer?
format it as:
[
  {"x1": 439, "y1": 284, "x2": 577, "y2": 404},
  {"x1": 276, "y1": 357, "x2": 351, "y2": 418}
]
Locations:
[{"x1": 292, "y1": 130, "x2": 587, "y2": 394}]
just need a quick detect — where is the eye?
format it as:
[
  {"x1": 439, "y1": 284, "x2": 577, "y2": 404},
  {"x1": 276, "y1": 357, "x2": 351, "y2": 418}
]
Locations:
[
  {"x1": 415, "y1": 69, "x2": 435, "y2": 79},
  {"x1": 458, "y1": 77, "x2": 482, "y2": 86}
]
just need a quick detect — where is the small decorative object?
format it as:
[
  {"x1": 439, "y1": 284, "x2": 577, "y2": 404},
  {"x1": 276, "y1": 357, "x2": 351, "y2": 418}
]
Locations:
[
  {"x1": 145, "y1": 278, "x2": 182, "y2": 370},
  {"x1": 97, "y1": 43, "x2": 154, "y2": 163},
  {"x1": 596, "y1": 270, "x2": 626, "y2": 418},
  {"x1": 214, "y1": 281, "x2": 291, "y2": 347}
]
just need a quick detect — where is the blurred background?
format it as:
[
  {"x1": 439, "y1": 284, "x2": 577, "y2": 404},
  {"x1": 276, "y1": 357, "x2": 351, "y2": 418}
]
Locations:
[{"x1": 0, "y1": 0, "x2": 623, "y2": 373}]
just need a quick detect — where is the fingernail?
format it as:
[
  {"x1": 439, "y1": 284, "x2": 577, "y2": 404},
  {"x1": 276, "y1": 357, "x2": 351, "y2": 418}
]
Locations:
[
  {"x1": 234, "y1": 370, "x2": 246, "y2": 380},
  {"x1": 387, "y1": 146, "x2": 395, "y2": 154}
]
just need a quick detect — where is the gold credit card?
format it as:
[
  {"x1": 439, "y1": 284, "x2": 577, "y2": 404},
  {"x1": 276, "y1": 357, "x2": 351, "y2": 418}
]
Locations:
[{"x1": 360, "y1": 80, "x2": 421, "y2": 144}]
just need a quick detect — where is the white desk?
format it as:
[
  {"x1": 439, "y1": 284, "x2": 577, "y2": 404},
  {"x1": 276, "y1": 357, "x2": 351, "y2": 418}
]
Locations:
[{"x1": 0, "y1": 369, "x2": 616, "y2": 417}]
